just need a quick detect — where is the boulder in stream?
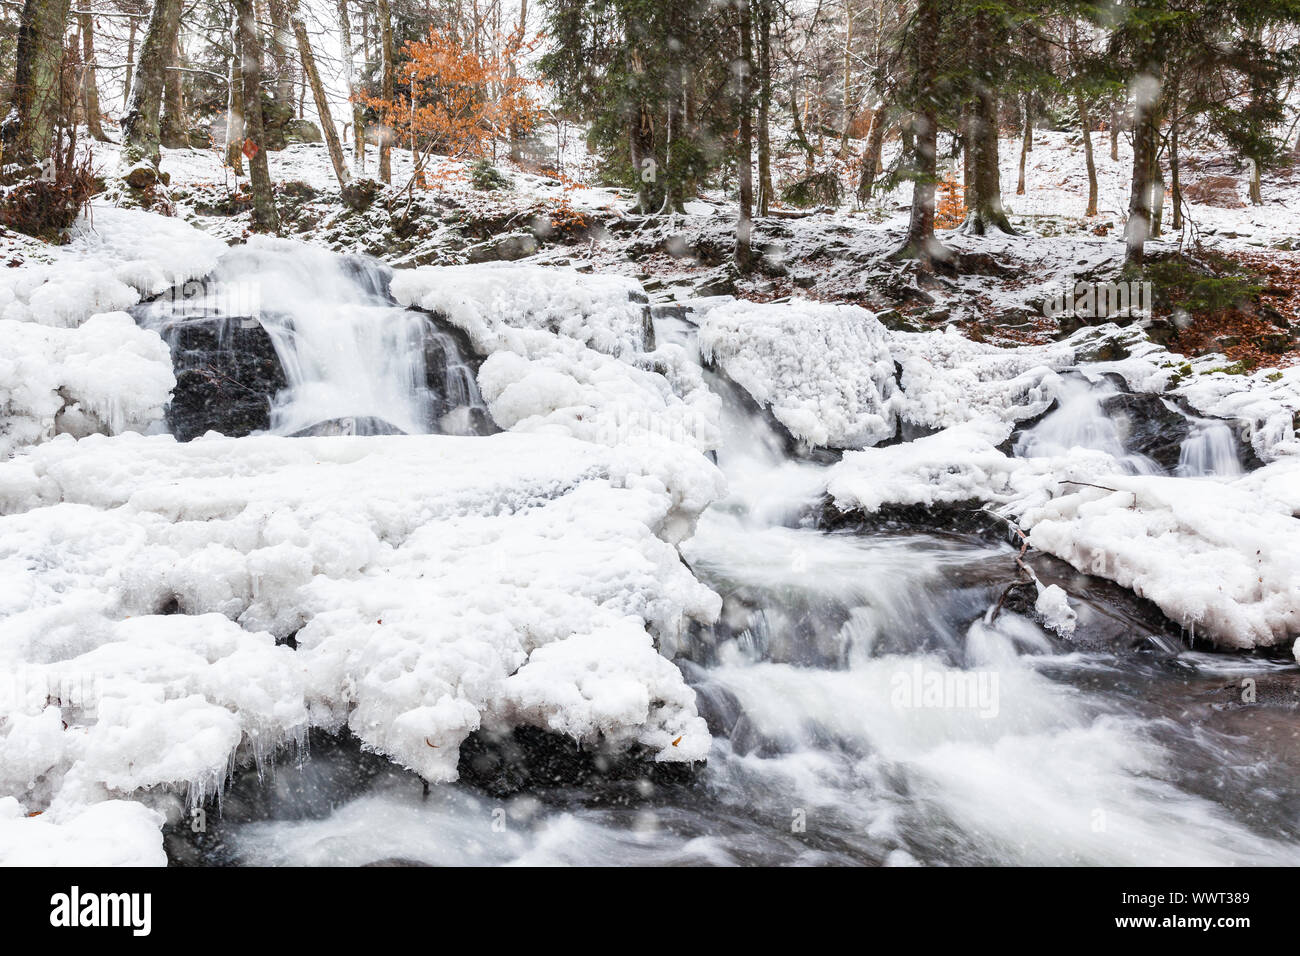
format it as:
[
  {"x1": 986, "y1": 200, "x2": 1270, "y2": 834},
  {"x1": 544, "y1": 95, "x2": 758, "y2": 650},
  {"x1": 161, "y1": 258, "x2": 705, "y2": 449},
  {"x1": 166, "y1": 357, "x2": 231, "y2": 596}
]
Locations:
[
  {"x1": 1098, "y1": 391, "x2": 1191, "y2": 471},
  {"x1": 163, "y1": 317, "x2": 288, "y2": 441}
]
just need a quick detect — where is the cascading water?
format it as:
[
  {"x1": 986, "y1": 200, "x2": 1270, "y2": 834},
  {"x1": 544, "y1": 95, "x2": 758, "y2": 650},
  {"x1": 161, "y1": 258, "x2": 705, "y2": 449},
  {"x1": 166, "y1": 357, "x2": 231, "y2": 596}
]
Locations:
[
  {"x1": 164, "y1": 301, "x2": 1300, "y2": 867},
  {"x1": 1013, "y1": 374, "x2": 1164, "y2": 473},
  {"x1": 135, "y1": 240, "x2": 490, "y2": 438},
  {"x1": 1178, "y1": 418, "x2": 1245, "y2": 477}
]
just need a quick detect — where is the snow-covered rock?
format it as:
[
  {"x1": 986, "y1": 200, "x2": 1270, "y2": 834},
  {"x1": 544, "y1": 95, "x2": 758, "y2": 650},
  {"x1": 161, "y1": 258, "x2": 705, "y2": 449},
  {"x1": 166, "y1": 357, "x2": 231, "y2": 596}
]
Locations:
[
  {"x1": 392, "y1": 263, "x2": 651, "y2": 359},
  {"x1": 888, "y1": 327, "x2": 1069, "y2": 432},
  {"x1": 0, "y1": 429, "x2": 720, "y2": 860},
  {"x1": 0, "y1": 205, "x2": 226, "y2": 328},
  {"x1": 697, "y1": 298, "x2": 899, "y2": 448},
  {"x1": 0, "y1": 312, "x2": 174, "y2": 459},
  {"x1": 394, "y1": 262, "x2": 722, "y2": 461},
  {"x1": 0, "y1": 797, "x2": 167, "y2": 866},
  {"x1": 825, "y1": 416, "x2": 1300, "y2": 649},
  {"x1": 1019, "y1": 464, "x2": 1300, "y2": 650}
]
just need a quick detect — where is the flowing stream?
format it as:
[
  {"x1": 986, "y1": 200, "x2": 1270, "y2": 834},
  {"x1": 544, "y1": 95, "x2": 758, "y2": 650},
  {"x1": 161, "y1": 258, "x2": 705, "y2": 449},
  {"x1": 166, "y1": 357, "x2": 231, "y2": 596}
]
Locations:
[{"x1": 158, "y1": 253, "x2": 1300, "y2": 867}]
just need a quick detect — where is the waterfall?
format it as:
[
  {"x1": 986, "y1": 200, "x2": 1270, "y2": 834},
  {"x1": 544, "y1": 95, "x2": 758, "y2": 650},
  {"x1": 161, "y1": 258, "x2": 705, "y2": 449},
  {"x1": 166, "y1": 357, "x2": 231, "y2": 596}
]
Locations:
[
  {"x1": 135, "y1": 240, "x2": 491, "y2": 439},
  {"x1": 1013, "y1": 374, "x2": 1163, "y2": 474},
  {"x1": 1178, "y1": 420, "x2": 1245, "y2": 477}
]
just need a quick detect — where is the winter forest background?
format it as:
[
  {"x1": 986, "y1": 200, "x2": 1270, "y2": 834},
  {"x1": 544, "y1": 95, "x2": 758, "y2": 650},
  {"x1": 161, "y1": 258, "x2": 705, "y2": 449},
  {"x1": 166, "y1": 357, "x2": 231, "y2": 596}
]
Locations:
[{"x1": 1, "y1": 0, "x2": 1300, "y2": 867}]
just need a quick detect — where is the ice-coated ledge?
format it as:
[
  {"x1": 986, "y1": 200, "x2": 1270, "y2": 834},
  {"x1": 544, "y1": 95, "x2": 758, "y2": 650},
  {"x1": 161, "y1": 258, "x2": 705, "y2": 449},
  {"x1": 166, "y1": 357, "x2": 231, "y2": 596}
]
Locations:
[{"x1": 0, "y1": 430, "x2": 721, "y2": 863}]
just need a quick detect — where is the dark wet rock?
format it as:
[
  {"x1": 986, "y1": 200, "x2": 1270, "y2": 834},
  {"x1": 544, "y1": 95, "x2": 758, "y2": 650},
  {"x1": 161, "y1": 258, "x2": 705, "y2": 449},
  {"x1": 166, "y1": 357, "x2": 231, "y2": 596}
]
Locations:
[
  {"x1": 1254, "y1": 330, "x2": 1294, "y2": 354},
  {"x1": 873, "y1": 308, "x2": 923, "y2": 332},
  {"x1": 1016, "y1": 552, "x2": 1195, "y2": 656},
  {"x1": 122, "y1": 162, "x2": 159, "y2": 190},
  {"x1": 693, "y1": 263, "x2": 739, "y2": 297},
  {"x1": 340, "y1": 254, "x2": 394, "y2": 301},
  {"x1": 1144, "y1": 318, "x2": 1181, "y2": 348},
  {"x1": 362, "y1": 858, "x2": 433, "y2": 867},
  {"x1": 650, "y1": 302, "x2": 696, "y2": 324},
  {"x1": 161, "y1": 316, "x2": 287, "y2": 441},
  {"x1": 1001, "y1": 399, "x2": 1062, "y2": 455},
  {"x1": 259, "y1": 94, "x2": 296, "y2": 151},
  {"x1": 1205, "y1": 670, "x2": 1300, "y2": 710},
  {"x1": 1257, "y1": 304, "x2": 1292, "y2": 330},
  {"x1": 1099, "y1": 391, "x2": 1191, "y2": 470},
  {"x1": 163, "y1": 728, "x2": 421, "y2": 866},
  {"x1": 457, "y1": 724, "x2": 699, "y2": 799},
  {"x1": 465, "y1": 231, "x2": 538, "y2": 263},
  {"x1": 815, "y1": 496, "x2": 1007, "y2": 540},
  {"x1": 289, "y1": 416, "x2": 406, "y2": 437},
  {"x1": 703, "y1": 363, "x2": 839, "y2": 465}
]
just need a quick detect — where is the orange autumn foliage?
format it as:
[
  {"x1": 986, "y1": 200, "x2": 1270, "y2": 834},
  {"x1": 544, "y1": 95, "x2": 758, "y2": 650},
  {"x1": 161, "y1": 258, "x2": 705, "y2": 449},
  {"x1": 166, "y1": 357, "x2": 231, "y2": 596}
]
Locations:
[
  {"x1": 935, "y1": 173, "x2": 965, "y2": 229},
  {"x1": 362, "y1": 29, "x2": 542, "y2": 185}
]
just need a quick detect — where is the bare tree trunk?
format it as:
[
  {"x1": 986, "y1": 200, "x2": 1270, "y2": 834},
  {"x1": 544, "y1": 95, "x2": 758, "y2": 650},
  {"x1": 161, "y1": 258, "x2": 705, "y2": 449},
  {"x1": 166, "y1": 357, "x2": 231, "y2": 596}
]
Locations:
[
  {"x1": 335, "y1": 0, "x2": 364, "y2": 170},
  {"x1": 120, "y1": 0, "x2": 183, "y2": 173},
  {"x1": 1016, "y1": 93, "x2": 1031, "y2": 195},
  {"x1": 293, "y1": 15, "x2": 350, "y2": 186},
  {"x1": 856, "y1": 106, "x2": 885, "y2": 203},
  {"x1": 1170, "y1": 112, "x2": 1182, "y2": 230},
  {"x1": 377, "y1": 0, "x2": 393, "y2": 183},
  {"x1": 160, "y1": 32, "x2": 188, "y2": 148},
  {"x1": 266, "y1": 0, "x2": 294, "y2": 104},
  {"x1": 735, "y1": 0, "x2": 754, "y2": 271},
  {"x1": 1077, "y1": 91, "x2": 1098, "y2": 216},
  {"x1": 789, "y1": 74, "x2": 813, "y2": 176},
  {"x1": 225, "y1": 10, "x2": 244, "y2": 174},
  {"x1": 508, "y1": 0, "x2": 527, "y2": 160},
  {"x1": 77, "y1": 12, "x2": 109, "y2": 141},
  {"x1": 3, "y1": 0, "x2": 73, "y2": 166},
  {"x1": 961, "y1": 88, "x2": 1013, "y2": 234},
  {"x1": 756, "y1": 0, "x2": 772, "y2": 215},
  {"x1": 1109, "y1": 100, "x2": 1119, "y2": 162},
  {"x1": 840, "y1": 0, "x2": 852, "y2": 146},
  {"x1": 1149, "y1": 102, "x2": 1165, "y2": 236},
  {"x1": 234, "y1": 0, "x2": 279, "y2": 230},
  {"x1": 659, "y1": 46, "x2": 686, "y2": 214},
  {"x1": 1125, "y1": 94, "x2": 1157, "y2": 267},
  {"x1": 629, "y1": 104, "x2": 654, "y2": 213},
  {"x1": 892, "y1": 0, "x2": 945, "y2": 268},
  {"x1": 123, "y1": 14, "x2": 137, "y2": 108}
]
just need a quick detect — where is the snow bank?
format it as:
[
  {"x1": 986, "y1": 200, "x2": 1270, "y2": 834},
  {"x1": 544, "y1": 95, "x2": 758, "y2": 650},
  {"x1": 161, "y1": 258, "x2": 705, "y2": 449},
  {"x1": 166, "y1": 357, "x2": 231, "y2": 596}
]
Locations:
[
  {"x1": 0, "y1": 797, "x2": 166, "y2": 866},
  {"x1": 888, "y1": 328, "x2": 1069, "y2": 432},
  {"x1": 0, "y1": 430, "x2": 719, "y2": 859},
  {"x1": 392, "y1": 264, "x2": 651, "y2": 359},
  {"x1": 827, "y1": 419, "x2": 1022, "y2": 512},
  {"x1": 692, "y1": 298, "x2": 1073, "y2": 451},
  {"x1": 698, "y1": 298, "x2": 899, "y2": 448},
  {"x1": 1020, "y1": 465, "x2": 1300, "y2": 649},
  {"x1": 0, "y1": 205, "x2": 226, "y2": 328},
  {"x1": 0, "y1": 312, "x2": 174, "y2": 459}
]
